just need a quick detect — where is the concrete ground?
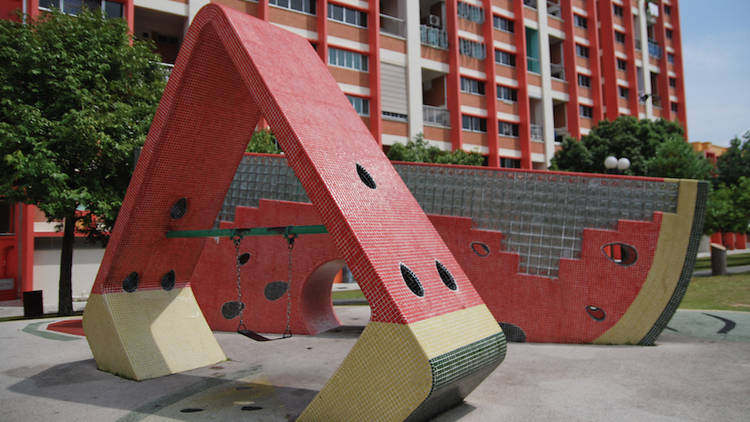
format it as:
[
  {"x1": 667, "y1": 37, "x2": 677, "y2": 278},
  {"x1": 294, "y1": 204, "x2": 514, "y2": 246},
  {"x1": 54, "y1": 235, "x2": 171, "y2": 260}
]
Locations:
[{"x1": 1, "y1": 306, "x2": 749, "y2": 422}]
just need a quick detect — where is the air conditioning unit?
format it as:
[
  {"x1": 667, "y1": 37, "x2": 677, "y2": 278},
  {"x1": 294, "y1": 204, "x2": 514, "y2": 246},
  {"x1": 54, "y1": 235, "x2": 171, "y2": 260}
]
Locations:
[{"x1": 429, "y1": 15, "x2": 441, "y2": 27}]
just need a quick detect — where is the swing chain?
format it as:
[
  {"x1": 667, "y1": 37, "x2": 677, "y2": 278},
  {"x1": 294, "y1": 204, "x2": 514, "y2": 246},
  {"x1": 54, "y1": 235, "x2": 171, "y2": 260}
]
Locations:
[
  {"x1": 232, "y1": 232, "x2": 247, "y2": 332},
  {"x1": 282, "y1": 230, "x2": 296, "y2": 338}
]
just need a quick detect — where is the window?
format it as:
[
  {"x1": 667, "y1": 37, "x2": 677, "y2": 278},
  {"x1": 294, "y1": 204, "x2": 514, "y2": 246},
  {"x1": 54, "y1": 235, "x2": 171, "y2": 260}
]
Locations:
[
  {"x1": 574, "y1": 14, "x2": 588, "y2": 29},
  {"x1": 328, "y1": 47, "x2": 368, "y2": 71},
  {"x1": 459, "y1": 39, "x2": 486, "y2": 59},
  {"x1": 617, "y1": 58, "x2": 627, "y2": 71},
  {"x1": 580, "y1": 104, "x2": 593, "y2": 118},
  {"x1": 500, "y1": 157, "x2": 521, "y2": 168},
  {"x1": 269, "y1": 0, "x2": 317, "y2": 15},
  {"x1": 577, "y1": 74, "x2": 592, "y2": 87},
  {"x1": 576, "y1": 44, "x2": 590, "y2": 58},
  {"x1": 666, "y1": 29, "x2": 673, "y2": 40},
  {"x1": 328, "y1": 4, "x2": 367, "y2": 28},
  {"x1": 346, "y1": 95, "x2": 369, "y2": 116},
  {"x1": 493, "y1": 15, "x2": 514, "y2": 33},
  {"x1": 615, "y1": 31, "x2": 626, "y2": 44},
  {"x1": 497, "y1": 85, "x2": 518, "y2": 102},
  {"x1": 462, "y1": 115, "x2": 487, "y2": 132},
  {"x1": 498, "y1": 121, "x2": 519, "y2": 137},
  {"x1": 664, "y1": 5, "x2": 671, "y2": 15},
  {"x1": 495, "y1": 49, "x2": 516, "y2": 67},
  {"x1": 457, "y1": 2, "x2": 484, "y2": 23},
  {"x1": 619, "y1": 86, "x2": 629, "y2": 100},
  {"x1": 613, "y1": 4, "x2": 623, "y2": 17},
  {"x1": 460, "y1": 77, "x2": 485, "y2": 95},
  {"x1": 667, "y1": 53, "x2": 675, "y2": 64},
  {"x1": 669, "y1": 77, "x2": 677, "y2": 88},
  {"x1": 671, "y1": 102, "x2": 678, "y2": 112},
  {"x1": 40, "y1": 0, "x2": 124, "y2": 18}
]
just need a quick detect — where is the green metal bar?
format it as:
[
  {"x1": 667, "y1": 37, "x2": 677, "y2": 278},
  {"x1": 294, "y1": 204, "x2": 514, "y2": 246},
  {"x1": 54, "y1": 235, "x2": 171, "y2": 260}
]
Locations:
[{"x1": 165, "y1": 225, "x2": 328, "y2": 239}]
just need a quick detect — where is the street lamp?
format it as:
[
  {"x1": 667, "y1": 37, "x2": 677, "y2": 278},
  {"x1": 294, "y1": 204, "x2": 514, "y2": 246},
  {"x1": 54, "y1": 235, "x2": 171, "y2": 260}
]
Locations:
[{"x1": 604, "y1": 156, "x2": 630, "y2": 172}]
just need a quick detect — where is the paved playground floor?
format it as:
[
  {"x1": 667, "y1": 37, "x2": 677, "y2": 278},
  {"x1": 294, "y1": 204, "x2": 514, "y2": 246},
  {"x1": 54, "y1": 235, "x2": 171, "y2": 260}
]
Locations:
[{"x1": 1, "y1": 306, "x2": 749, "y2": 422}]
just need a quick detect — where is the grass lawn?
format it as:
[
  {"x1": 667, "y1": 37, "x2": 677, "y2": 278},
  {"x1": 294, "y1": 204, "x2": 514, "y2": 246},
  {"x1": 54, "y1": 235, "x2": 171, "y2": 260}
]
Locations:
[
  {"x1": 331, "y1": 289, "x2": 367, "y2": 303},
  {"x1": 693, "y1": 252, "x2": 750, "y2": 270},
  {"x1": 679, "y1": 272, "x2": 750, "y2": 312}
]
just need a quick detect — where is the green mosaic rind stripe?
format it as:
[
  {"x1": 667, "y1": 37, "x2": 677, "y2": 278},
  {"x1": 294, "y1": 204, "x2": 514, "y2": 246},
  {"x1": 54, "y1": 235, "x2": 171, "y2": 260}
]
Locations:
[
  {"x1": 405, "y1": 331, "x2": 507, "y2": 422},
  {"x1": 639, "y1": 180, "x2": 708, "y2": 346}
]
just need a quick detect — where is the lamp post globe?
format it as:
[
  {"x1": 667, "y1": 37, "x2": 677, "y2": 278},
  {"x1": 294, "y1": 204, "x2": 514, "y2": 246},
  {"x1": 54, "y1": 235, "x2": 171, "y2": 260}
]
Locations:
[
  {"x1": 604, "y1": 156, "x2": 618, "y2": 169},
  {"x1": 617, "y1": 157, "x2": 631, "y2": 171}
]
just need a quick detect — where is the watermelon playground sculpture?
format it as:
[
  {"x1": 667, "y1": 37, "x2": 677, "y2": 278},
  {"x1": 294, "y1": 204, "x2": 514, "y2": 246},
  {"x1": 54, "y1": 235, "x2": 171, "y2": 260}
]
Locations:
[
  {"x1": 194, "y1": 156, "x2": 706, "y2": 345},
  {"x1": 82, "y1": 5, "x2": 506, "y2": 421}
]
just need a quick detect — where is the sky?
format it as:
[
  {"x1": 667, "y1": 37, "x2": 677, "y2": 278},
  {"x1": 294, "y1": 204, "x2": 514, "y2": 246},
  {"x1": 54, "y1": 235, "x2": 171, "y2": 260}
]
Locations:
[{"x1": 680, "y1": 0, "x2": 750, "y2": 146}]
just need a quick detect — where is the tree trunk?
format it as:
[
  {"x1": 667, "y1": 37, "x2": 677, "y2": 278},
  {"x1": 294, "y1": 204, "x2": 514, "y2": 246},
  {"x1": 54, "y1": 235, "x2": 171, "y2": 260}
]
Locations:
[{"x1": 58, "y1": 214, "x2": 75, "y2": 316}]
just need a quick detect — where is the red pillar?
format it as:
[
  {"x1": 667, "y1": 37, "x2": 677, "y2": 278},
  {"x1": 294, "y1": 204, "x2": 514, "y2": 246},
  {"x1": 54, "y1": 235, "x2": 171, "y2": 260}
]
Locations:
[
  {"x1": 482, "y1": 0, "x2": 498, "y2": 167},
  {"x1": 445, "y1": 0, "x2": 462, "y2": 151},
  {"x1": 587, "y1": 0, "x2": 604, "y2": 122},
  {"x1": 735, "y1": 233, "x2": 747, "y2": 250},
  {"x1": 125, "y1": 0, "x2": 134, "y2": 33},
  {"x1": 598, "y1": 0, "x2": 619, "y2": 121},
  {"x1": 20, "y1": 204, "x2": 34, "y2": 292},
  {"x1": 512, "y1": 0, "x2": 531, "y2": 169},
  {"x1": 722, "y1": 232, "x2": 735, "y2": 250},
  {"x1": 258, "y1": 0, "x2": 269, "y2": 21},
  {"x1": 368, "y1": 0, "x2": 381, "y2": 145},
  {"x1": 655, "y1": 1, "x2": 671, "y2": 121},
  {"x1": 561, "y1": 0, "x2": 580, "y2": 139},
  {"x1": 622, "y1": 0, "x2": 640, "y2": 115},
  {"x1": 317, "y1": 0, "x2": 328, "y2": 64},
  {"x1": 710, "y1": 232, "x2": 722, "y2": 244},
  {"x1": 669, "y1": 0, "x2": 688, "y2": 137}
]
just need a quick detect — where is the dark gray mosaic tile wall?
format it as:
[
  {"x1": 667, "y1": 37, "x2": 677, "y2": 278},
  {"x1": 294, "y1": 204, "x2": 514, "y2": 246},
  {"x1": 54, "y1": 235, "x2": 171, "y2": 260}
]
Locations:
[{"x1": 219, "y1": 155, "x2": 680, "y2": 279}]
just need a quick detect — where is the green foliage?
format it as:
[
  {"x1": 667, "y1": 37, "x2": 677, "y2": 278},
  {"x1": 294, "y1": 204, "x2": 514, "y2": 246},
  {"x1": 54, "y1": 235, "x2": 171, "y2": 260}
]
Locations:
[
  {"x1": 387, "y1": 133, "x2": 484, "y2": 166},
  {"x1": 550, "y1": 116, "x2": 701, "y2": 177},
  {"x1": 715, "y1": 132, "x2": 750, "y2": 186},
  {"x1": 245, "y1": 129, "x2": 282, "y2": 154},
  {"x1": 0, "y1": 10, "x2": 165, "y2": 313},
  {"x1": 644, "y1": 136, "x2": 713, "y2": 179},
  {"x1": 704, "y1": 184, "x2": 740, "y2": 234}
]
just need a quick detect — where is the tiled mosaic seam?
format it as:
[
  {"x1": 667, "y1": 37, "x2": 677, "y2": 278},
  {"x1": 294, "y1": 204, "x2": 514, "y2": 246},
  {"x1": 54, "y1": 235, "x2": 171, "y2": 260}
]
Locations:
[
  {"x1": 405, "y1": 332, "x2": 507, "y2": 421},
  {"x1": 639, "y1": 180, "x2": 708, "y2": 345},
  {"x1": 220, "y1": 155, "x2": 680, "y2": 278}
]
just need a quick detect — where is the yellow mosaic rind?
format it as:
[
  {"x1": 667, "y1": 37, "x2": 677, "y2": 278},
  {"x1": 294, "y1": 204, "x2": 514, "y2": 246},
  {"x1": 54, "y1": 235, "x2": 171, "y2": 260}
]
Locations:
[
  {"x1": 83, "y1": 287, "x2": 226, "y2": 380},
  {"x1": 594, "y1": 179, "x2": 697, "y2": 344}
]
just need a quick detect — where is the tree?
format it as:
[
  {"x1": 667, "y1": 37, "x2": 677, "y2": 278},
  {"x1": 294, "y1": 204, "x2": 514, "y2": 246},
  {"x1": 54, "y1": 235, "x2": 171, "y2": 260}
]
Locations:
[
  {"x1": 644, "y1": 135, "x2": 713, "y2": 180},
  {"x1": 550, "y1": 116, "x2": 696, "y2": 177},
  {"x1": 245, "y1": 128, "x2": 282, "y2": 154},
  {"x1": 387, "y1": 133, "x2": 484, "y2": 166},
  {"x1": 715, "y1": 131, "x2": 750, "y2": 186},
  {"x1": 0, "y1": 10, "x2": 165, "y2": 315}
]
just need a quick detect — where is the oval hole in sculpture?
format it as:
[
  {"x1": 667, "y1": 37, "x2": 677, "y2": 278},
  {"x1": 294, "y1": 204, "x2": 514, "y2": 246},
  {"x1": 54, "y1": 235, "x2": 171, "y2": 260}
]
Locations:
[
  {"x1": 470, "y1": 242, "x2": 490, "y2": 257},
  {"x1": 585, "y1": 305, "x2": 606, "y2": 321},
  {"x1": 169, "y1": 197, "x2": 187, "y2": 219},
  {"x1": 435, "y1": 260, "x2": 458, "y2": 291},
  {"x1": 238, "y1": 253, "x2": 251, "y2": 266},
  {"x1": 122, "y1": 272, "x2": 139, "y2": 293},
  {"x1": 356, "y1": 163, "x2": 376, "y2": 189},
  {"x1": 264, "y1": 281, "x2": 289, "y2": 301},
  {"x1": 161, "y1": 270, "x2": 175, "y2": 291},
  {"x1": 400, "y1": 263, "x2": 424, "y2": 297},
  {"x1": 601, "y1": 242, "x2": 638, "y2": 266}
]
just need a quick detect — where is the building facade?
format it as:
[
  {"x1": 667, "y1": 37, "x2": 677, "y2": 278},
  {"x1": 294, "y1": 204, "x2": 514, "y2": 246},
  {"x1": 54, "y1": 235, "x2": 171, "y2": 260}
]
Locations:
[{"x1": 0, "y1": 0, "x2": 687, "y2": 303}]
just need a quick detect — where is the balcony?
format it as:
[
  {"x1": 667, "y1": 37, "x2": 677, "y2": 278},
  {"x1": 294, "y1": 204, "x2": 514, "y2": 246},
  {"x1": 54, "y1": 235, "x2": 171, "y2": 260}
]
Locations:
[
  {"x1": 635, "y1": 38, "x2": 642, "y2": 50},
  {"x1": 423, "y1": 105, "x2": 451, "y2": 128},
  {"x1": 550, "y1": 62, "x2": 565, "y2": 80},
  {"x1": 380, "y1": 14, "x2": 406, "y2": 38},
  {"x1": 547, "y1": 1, "x2": 561, "y2": 18},
  {"x1": 652, "y1": 94, "x2": 662, "y2": 108},
  {"x1": 648, "y1": 39, "x2": 662, "y2": 59},
  {"x1": 421, "y1": 25, "x2": 449, "y2": 50},
  {"x1": 530, "y1": 124, "x2": 544, "y2": 141},
  {"x1": 527, "y1": 56, "x2": 541, "y2": 73},
  {"x1": 524, "y1": 0, "x2": 538, "y2": 9}
]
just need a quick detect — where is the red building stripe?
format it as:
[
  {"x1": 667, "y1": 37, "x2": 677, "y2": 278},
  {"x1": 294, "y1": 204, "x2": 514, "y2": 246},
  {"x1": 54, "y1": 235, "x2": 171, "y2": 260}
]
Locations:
[
  {"x1": 623, "y1": 0, "x2": 640, "y2": 115},
  {"x1": 655, "y1": 1, "x2": 671, "y2": 121},
  {"x1": 367, "y1": 0, "x2": 381, "y2": 144},
  {"x1": 512, "y1": 0, "x2": 531, "y2": 169},
  {"x1": 445, "y1": 0, "x2": 462, "y2": 151},
  {"x1": 561, "y1": 0, "x2": 580, "y2": 139},
  {"x1": 483, "y1": 0, "x2": 499, "y2": 167},
  {"x1": 598, "y1": 0, "x2": 619, "y2": 121},
  {"x1": 317, "y1": 0, "x2": 328, "y2": 64},
  {"x1": 587, "y1": 0, "x2": 604, "y2": 122},
  {"x1": 669, "y1": 0, "x2": 688, "y2": 137}
]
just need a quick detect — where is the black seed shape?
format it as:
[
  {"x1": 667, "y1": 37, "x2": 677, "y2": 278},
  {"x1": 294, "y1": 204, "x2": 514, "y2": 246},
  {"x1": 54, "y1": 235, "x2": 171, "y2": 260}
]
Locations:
[
  {"x1": 585, "y1": 305, "x2": 606, "y2": 321},
  {"x1": 601, "y1": 242, "x2": 638, "y2": 266},
  {"x1": 400, "y1": 263, "x2": 424, "y2": 297},
  {"x1": 169, "y1": 197, "x2": 187, "y2": 219},
  {"x1": 221, "y1": 301, "x2": 245, "y2": 319},
  {"x1": 435, "y1": 261, "x2": 458, "y2": 291},
  {"x1": 238, "y1": 253, "x2": 251, "y2": 266},
  {"x1": 161, "y1": 270, "x2": 175, "y2": 291},
  {"x1": 356, "y1": 163, "x2": 376, "y2": 189},
  {"x1": 499, "y1": 322, "x2": 527, "y2": 342},
  {"x1": 122, "y1": 272, "x2": 139, "y2": 293},
  {"x1": 180, "y1": 408, "x2": 204, "y2": 413},
  {"x1": 470, "y1": 241, "x2": 490, "y2": 257},
  {"x1": 241, "y1": 406, "x2": 263, "y2": 411},
  {"x1": 264, "y1": 281, "x2": 288, "y2": 301}
]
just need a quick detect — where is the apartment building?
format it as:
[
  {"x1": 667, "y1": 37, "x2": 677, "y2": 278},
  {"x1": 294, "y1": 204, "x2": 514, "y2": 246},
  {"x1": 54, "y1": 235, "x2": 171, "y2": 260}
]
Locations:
[{"x1": 0, "y1": 0, "x2": 687, "y2": 303}]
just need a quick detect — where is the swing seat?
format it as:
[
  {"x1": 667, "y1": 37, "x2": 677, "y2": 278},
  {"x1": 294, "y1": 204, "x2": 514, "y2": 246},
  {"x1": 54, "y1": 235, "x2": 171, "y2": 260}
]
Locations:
[{"x1": 237, "y1": 328, "x2": 291, "y2": 342}]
